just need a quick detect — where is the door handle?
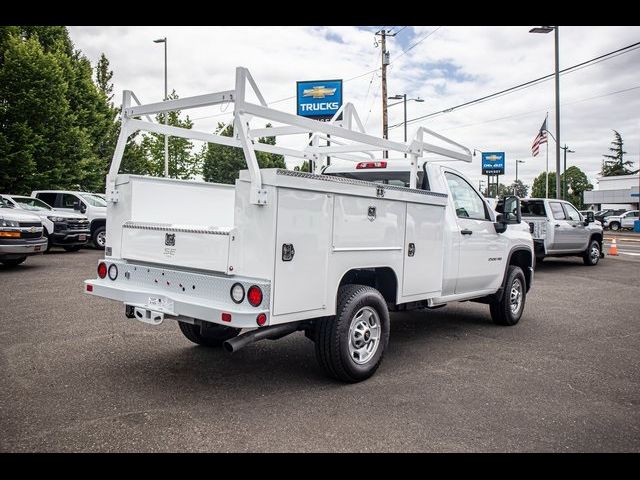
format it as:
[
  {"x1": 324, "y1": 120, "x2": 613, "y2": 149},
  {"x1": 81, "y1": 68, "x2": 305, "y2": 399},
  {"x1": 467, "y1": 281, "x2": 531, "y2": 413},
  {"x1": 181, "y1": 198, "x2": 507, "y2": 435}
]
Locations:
[
  {"x1": 460, "y1": 229, "x2": 473, "y2": 235},
  {"x1": 555, "y1": 224, "x2": 560, "y2": 227}
]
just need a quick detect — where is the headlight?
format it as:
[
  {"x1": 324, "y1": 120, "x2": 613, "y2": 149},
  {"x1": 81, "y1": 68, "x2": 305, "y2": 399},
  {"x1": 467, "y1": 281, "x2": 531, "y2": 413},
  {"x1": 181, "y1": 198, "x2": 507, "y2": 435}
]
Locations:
[
  {"x1": 0, "y1": 218, "x2": 19, "y2": 227},
  {"x1": 47, "y1": 216, "x2": 66, "y2": 222}
]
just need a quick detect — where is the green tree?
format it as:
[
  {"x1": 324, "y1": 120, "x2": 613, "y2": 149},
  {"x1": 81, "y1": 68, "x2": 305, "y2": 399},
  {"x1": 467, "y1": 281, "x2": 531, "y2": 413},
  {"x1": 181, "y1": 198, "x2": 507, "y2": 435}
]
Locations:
[
  {"x1": 139, "y1": 91, "x2": 200, "y2": 180},
  {"x1": 294, "y1": 161, "x2": 310, "y2": 172},
  {"x1": 531, "y1": 167, "x2": 592, "y2": 208},
  {"x1": 0, "y1": 27, "x2": 116, "y2": 193},
  {"x1": 202, "y1": 123, "x2": 286, "y2": 184},
  {"x1": 509, "y1": 179, "x2": 529, "y2": 197},
  {"x1": 95, "y1": 53, "x2": 114, "y2": 103},
  {"x1": 601, "y1": 130, "x2": 635, "y2": 176}
]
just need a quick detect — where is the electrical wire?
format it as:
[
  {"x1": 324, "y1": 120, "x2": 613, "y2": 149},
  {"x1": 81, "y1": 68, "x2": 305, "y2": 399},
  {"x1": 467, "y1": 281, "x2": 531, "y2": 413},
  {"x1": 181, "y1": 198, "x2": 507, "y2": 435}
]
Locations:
[
  {"x1": 389, "y1": 26, "x2": 442, "y2": 65},
  {"x1": 390, "y1": 40, "x2": 640, "y2": 129}
]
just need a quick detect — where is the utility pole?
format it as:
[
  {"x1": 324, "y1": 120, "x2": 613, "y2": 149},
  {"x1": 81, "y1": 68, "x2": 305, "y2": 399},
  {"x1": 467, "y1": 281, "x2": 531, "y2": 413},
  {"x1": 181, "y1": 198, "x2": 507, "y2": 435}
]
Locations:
[
  {"x1": 376, "y1": 29, "x2": 395, "y2": 158},
  {"x1": 554, "y1": 26, "x2": 561, "y2": 200},
  {"x1": 560, "y1": 144, "x2": 575, "y2": 201}
]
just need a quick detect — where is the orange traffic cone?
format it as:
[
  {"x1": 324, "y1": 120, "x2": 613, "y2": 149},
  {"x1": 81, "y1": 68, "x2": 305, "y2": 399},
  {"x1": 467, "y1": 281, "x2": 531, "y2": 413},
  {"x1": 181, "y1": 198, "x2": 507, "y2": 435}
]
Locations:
[{"x1": 608, "y1": 238, "x2": 618, "y2": 256}]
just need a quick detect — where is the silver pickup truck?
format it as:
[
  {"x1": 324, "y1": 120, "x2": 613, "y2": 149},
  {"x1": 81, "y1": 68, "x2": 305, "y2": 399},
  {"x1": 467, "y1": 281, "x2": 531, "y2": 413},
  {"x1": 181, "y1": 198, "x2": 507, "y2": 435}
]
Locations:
[{"x1": 510, "y1": 198, "x2": 604, "y2": 266}]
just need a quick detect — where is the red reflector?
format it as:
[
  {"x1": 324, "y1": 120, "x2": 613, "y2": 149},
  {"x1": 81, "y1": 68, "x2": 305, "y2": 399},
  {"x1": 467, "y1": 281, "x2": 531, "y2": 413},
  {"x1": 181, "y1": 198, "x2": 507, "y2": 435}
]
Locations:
[
  {"x1": 256, "y1": 313, "x2": 267, "y2": 326},
  {"x1": 247, "y1": 286, "x2": 263, "y2": 307},
  {"x1": 356, "y1": 161, "x2": 387, "y2": 169},
  {"x1": 221, "y1": 313, "x2": 232, "y2": 322},
  {"x1": 86, "y1": 284, "x2": 93, "y2": 292},
  {"x1": 97, "y1": 262, "x2": 107, "y2": 279}
]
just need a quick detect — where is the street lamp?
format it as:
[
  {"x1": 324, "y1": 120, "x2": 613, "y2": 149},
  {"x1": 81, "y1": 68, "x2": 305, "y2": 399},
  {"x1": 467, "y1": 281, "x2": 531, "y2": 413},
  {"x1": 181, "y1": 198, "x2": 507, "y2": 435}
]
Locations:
[
  {"x1": 153, "y1": 37, "x2": 168, "y2": 178},
  {"x1": 515, "y1": 159, "x2": 525, "y2": 195},
  {"x1": 530, "y1": 25, "x2": 560, "y2": 199},
  {"x1": 389, "y1": 94, "x2": 424, "y2": 157},
  {"x1": 560, "y1": 145, "x2": 575, "y2": 200}
]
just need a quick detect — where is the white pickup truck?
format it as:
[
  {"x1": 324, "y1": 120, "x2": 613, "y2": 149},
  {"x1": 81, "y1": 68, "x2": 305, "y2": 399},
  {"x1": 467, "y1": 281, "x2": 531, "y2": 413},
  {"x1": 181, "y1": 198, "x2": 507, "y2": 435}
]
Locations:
[{"x1": 85, "y1": 67, "x2": 534, "y2": 382}]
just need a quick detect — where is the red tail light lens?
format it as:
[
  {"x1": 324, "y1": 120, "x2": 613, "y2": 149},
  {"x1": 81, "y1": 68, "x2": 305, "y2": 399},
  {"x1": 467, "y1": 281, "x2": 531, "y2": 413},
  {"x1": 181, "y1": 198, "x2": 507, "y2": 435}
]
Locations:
[
  {"x1": 247, "y1": 286, "x2": 263, "y2": 307},
  {"x1": 97, "y1": 262, "x2": 107, "y2": 279},
  {"x1": 221, "y1": 313, "x2": 232, "y2": 322},
  {"x1": 256, "y1": 313, "x2": 267, "y2": 326},
  {"x1": 356, "y1": 161, "x2": 387, "y2": 169}
]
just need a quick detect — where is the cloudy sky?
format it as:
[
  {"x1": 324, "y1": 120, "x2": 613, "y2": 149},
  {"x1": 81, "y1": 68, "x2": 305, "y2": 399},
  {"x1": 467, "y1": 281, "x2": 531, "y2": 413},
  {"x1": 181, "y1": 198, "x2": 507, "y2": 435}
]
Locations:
[{"x1": 68, "y1": 26, "x2": 640, "y2": 190}]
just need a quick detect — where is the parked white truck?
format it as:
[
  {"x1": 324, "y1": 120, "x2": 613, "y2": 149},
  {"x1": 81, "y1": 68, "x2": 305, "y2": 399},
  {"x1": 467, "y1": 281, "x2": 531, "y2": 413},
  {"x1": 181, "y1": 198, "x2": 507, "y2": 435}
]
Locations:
[
  {"x1": 84, "y1": 67, "x2": 534, "y2": 382},
  {"x1": 0, "y1": 197, "x2": 48, "y2": 266}
]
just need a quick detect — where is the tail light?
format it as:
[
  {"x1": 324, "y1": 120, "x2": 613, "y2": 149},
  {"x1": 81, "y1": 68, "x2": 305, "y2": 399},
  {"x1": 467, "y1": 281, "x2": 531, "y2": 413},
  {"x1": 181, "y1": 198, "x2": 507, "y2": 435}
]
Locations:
[
  {"x1": 356, "y1": 161, "x2": 387, "y2": 169},
  {"x1": 230, "y1": 283, "x2": 245, "y2": 303},
  {"x1": 108, "y1": 264, "x2": 118, "y2": 281},
  {"x1": 256, "y1": 313, "x2": 267, "y2": 326},
  {"x1": 97, "y1": 262, "x2": 107, "y2": 279},
  {"x1": 247, "y1": 286, "x2": 263, "y2": 307}
]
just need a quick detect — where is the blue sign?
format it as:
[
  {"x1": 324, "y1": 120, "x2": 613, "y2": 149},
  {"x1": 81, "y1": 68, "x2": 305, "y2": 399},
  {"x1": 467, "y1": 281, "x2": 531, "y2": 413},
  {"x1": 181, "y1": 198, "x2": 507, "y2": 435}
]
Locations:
[
  {"x1": 482, "y1": 151, "x2": 505, "y2": 175},
  {"x1": 296, "y1": 79, "x2": 343, "y2": 120}
]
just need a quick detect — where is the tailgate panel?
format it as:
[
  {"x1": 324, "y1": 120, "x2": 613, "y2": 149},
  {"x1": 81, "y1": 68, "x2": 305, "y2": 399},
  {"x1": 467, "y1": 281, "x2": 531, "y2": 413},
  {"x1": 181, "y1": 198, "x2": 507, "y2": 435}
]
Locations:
[{"x1": 121, "y1": 222, "x2": 231, "y2": 272}]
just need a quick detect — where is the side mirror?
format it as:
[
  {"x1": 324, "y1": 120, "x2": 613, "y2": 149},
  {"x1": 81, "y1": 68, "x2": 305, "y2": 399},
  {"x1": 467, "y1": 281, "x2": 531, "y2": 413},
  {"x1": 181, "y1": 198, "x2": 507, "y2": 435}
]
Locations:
[
  {"x1": 494, "y1": 196, "x2": 521, "y2": 234},
  {"x1": 584, "y1": 211, "x2": 594, "y2": 226}
]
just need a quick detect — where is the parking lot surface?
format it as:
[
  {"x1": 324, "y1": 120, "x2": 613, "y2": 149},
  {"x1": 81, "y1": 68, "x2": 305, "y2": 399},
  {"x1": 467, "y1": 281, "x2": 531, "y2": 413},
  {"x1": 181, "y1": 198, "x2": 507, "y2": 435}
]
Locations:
[{"x1": 1, "y1": 249, "x2": 639, "y2": 452}]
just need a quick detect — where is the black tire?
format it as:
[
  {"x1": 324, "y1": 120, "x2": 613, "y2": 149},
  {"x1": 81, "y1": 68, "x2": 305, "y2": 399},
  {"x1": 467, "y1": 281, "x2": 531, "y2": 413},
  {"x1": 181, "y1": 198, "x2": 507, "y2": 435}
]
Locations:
[
  {"x1": 63, "y1": 245, "x2": 82, "y2": 252},
  {"x1": 609, "y1": 222, "x2": 620, "y2": 231},
  {"x1": 490, "y1": 265, "x2": 526, "y2": 326},
  {"x1": 583, "y1": 239, "x2": 601, "y2": 266},
  {"x1": 93, "y1": 226, "x2": 106, "y2": 249},
  {"x1": 535, "y1": 256, "x2": 544, "y2": 265},
  {"x1": 43, "y1": 230, "x2": 52, "y2": 252},
  {"x1": 314, "y1": 284, "x2": 390, "y2": 383},
  {"x1": 178, "y1": 321, "x2": 241, "y2": 347},
  {"x1": 0, "y1": 256, "x2": 27, "y2": 267}
]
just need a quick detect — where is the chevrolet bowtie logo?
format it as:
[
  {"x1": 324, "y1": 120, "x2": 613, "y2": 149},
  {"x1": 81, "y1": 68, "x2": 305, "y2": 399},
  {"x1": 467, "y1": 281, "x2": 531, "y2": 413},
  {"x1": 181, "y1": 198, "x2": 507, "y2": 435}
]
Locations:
[
  {"x1": 485, "y1": 154, "x2": 502, "y2": 161},
  {"x1": 303, "y1": 86, "x2": 336, "y2": 99}
]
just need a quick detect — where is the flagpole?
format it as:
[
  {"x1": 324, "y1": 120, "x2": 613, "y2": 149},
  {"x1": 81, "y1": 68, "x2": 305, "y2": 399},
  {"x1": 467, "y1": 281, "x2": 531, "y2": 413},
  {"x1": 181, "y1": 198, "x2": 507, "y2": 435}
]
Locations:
[{"x1": 545, "y1": 112, "x2": 549, "y2": 199}]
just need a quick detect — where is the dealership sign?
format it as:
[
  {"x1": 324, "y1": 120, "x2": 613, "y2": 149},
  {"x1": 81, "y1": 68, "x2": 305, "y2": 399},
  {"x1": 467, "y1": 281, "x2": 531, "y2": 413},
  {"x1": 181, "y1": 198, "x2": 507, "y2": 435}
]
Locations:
[
  {"x1": 481, "y1": 152, "x2": 505, "y2": 175},
  {"x1": 297, "y1": 79, "x2": 343, "y2": 120}
]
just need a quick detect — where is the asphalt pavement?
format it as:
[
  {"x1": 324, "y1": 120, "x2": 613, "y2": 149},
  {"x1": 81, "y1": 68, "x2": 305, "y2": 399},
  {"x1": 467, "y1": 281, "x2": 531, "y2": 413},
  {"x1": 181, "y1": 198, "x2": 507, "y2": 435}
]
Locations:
[{"x1": 1, "y1": 248, "x2": 639, "y2": 452}]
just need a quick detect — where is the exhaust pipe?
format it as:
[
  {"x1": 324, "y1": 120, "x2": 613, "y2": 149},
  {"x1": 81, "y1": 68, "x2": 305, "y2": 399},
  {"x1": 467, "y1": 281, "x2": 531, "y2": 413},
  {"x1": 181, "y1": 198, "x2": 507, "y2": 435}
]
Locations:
[{"x1": 223, "y1": 322, "x2": 303, "y2": 353}]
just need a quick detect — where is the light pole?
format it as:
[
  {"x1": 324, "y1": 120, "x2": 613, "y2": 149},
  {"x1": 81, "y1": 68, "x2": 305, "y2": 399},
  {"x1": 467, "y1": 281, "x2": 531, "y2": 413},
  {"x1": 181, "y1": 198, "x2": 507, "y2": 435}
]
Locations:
[
  {"x1": 153, "y1": 37, "x2": 168, "y2": 178},
  {"x1": 389, "y1": 94, "x2": 424, "y2": 157},
  {"x1": 560, "y1": 144, "x2": 575, "y2": 200},
  {"x1": 530, "y1": 26, "x2": 560, "y2": 199},
  {"x1": 515, "y1": 160, "x2": 525, "y2": 195}
]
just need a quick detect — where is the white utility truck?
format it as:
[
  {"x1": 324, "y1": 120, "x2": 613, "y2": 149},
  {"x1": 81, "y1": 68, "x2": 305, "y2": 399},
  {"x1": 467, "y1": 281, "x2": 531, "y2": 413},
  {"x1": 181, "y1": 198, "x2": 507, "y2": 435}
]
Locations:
[{"x1": 84, "y1": 67, "x2": 534, "y2": 382}]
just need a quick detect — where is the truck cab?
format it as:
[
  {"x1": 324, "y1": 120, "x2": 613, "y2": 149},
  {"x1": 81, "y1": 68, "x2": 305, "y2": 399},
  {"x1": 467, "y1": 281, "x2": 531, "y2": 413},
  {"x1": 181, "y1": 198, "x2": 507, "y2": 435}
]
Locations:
[
  {"x1": 31, "y1": 191, "x2": 107, "y2": 249},
  {"x1": 518, "y1": 198, "x2": 603, "y2": 265}
]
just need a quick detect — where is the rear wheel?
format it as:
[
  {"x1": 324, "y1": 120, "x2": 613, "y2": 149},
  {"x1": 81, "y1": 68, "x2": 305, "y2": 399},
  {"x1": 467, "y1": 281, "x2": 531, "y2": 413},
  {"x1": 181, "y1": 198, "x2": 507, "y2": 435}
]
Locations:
[
  {"x1": 93, "y1": 226, "x2": 106, "y2": 249},
  {"x1": 583, "y1": 239, "x2": 600, "y2": 266},
  {"x1": 609, "y1": 222, "x2": 620, "y2": 231},
  {"x1": 63, "y1": 245, "x2": 82, "y2": 252},
  {"x1": 0, "y1": 256, "x2": 27, "y2": 267},
  {"x1": 315, "y1": 284, "x2": 390, "y2": 383},
  {"x1": 490, "y1": 265, "x2": 526, "y2": 326},
  {"x1": 178, "y1": 321, "x2": 241, "y2": 347}
]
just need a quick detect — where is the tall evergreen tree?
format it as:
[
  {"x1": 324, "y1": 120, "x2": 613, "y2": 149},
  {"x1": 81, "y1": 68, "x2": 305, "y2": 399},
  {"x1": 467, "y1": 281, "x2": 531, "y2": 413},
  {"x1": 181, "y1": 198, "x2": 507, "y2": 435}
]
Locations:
[
  {"x1": 601, "y1": 130, "x2": 634, "y2": 176},
  {"x1": 95, "y1": 53, "x2": 114, "y2": 103}
]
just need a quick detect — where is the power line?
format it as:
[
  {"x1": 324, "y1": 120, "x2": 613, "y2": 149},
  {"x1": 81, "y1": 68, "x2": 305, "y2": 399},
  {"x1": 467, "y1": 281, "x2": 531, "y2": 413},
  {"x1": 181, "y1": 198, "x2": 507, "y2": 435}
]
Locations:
[
  {"x1": 390, "y1": 40, "x2": 640, "y2": 128},
  {"x1": 390, "y1": 26, "x2": 442, "y2": 65}
]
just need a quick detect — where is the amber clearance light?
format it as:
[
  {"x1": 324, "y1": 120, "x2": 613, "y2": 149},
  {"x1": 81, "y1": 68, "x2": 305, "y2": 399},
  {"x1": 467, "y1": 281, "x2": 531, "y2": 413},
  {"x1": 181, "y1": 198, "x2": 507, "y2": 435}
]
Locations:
[{"x1": 0, "y1": 231, "x2": 21, "y2": 238}]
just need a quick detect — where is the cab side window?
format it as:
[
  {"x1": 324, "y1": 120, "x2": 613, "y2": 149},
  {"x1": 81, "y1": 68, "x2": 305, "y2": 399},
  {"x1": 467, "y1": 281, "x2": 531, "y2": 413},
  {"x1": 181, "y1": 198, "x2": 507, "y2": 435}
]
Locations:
[
  {"x1": 549, "y1": 202, "x2": 566, "y2": 220},
  {"x1": 444, "y1": 172, "x2": 489, "y2": 221},
  {"x1": 61, "y1": 194, "x2": 79, "y2": 208},
  {"x1": 37, "y1": 193, "x2": 56, "y2": 206},
  {"x1": 563, "y1": 203, "x2": 581, "y2": 222}
]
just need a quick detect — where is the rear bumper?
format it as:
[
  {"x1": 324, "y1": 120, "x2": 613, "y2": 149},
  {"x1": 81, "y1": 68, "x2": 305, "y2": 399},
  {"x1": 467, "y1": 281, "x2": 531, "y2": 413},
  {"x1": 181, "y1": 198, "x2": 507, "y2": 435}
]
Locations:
[
  {"x1": 84, "y1": 259, "x2": 271, "y2": 329},
  {"x1": 0, "y1": 238, "x2": 48, "y2": 258}
]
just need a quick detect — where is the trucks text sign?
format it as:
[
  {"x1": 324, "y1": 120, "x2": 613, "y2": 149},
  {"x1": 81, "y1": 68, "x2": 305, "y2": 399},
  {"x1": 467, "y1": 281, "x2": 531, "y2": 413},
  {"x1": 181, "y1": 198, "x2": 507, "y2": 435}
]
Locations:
[
  {"x1": 297, "y1": 79, "x2": 343, "y2": 120},
  {"x1": 482, "y1": 152, "x2": 505, "y2": 175}
]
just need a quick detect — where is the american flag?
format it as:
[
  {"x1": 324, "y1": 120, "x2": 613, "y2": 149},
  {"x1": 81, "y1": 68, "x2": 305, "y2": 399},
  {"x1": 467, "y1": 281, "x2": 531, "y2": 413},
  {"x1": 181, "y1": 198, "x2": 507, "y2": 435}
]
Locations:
[{"x1": 531, "y1": 118, "x2": 548, "y2": 157}]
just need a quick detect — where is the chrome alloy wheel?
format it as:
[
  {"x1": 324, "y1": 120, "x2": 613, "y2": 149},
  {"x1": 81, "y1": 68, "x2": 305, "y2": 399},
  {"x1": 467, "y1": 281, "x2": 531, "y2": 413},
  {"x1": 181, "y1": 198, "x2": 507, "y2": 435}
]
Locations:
[
  {"x1": 510, "y1": 278, "x2": 523, "y2": 316},
  {"x1": 590, "y1": 243, "x2": 600, "y2": 264},
  {"x1": 348, "y1": 306, "x2": 381, "y2": 365}
]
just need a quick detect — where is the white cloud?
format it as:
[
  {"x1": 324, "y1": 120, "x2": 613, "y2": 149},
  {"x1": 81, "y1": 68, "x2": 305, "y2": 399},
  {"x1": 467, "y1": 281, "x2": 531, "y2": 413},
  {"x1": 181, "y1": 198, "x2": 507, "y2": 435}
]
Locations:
[{"x1": 69, "y1": 25, "x2": 640, "y2": 190}]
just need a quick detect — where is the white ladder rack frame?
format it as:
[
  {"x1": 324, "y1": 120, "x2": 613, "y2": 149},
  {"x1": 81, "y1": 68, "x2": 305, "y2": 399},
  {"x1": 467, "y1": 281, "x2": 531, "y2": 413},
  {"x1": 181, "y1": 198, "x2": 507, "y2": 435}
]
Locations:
[{"x1": 107, "y1": 67, "x2": 472, "y2": 205}]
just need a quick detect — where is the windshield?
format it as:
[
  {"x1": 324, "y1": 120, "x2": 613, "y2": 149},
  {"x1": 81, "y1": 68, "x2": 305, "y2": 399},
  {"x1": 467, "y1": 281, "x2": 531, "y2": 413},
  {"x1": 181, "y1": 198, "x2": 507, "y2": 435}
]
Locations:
[
  {"x1": 324, "y1": 171, "x2": 424, "y2": 189},
  {"x1": 12, "y1": 196, "x2": 53, "y2": 211},
  {"x1": 80, "y1": 194, "x2": 107, "y2": 207}
]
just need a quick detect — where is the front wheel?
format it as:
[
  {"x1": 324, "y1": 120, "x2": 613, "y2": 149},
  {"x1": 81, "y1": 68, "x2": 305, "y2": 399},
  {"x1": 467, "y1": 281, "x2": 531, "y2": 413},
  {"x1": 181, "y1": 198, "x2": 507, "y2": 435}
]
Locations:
[
  {"x1": 583, "y1": 239, "x2": 601, "y2": 266},
  {"x1": 178, "y1": 321, "x2": 241, "y2": 347},
  {"x1": 1, "y1": 256, "x2": 27, "y2": 267},
  {"x1": 93, "y1": 226, "x2": 106, "y2": 249},
  {"x1": 609, "y1": 222, "x2": 620, "y2": 231},
  {"x1": 314, "y1": 284, "x2": 390, "y2": 383},
  {"x1": 490, "y1": 265, "x2": 526, "y2": 326}
]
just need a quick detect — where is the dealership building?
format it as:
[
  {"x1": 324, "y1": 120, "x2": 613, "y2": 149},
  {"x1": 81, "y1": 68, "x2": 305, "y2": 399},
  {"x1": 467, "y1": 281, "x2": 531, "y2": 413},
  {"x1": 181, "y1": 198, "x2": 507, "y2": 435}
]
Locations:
[{"x1": 583, "y1": 173, "x2": 639, "y2": 210}]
